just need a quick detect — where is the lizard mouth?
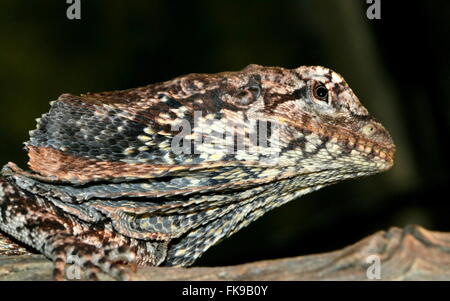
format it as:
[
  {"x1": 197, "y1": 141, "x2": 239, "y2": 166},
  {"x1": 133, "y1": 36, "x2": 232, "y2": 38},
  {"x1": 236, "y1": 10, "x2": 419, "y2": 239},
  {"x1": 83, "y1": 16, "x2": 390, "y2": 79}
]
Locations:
[
  {"x1": 323, "y1": 118, "x2": 396, "y2": 172},
  {"x1": 358, "y1": 121, "x2": 396, "y2": 171},
  {"x1": 339, "y1": 129, "x2": 395, "y2": 172},
  {"x1": 359, "y1": 141, "x2": 395, "y2": 171}
]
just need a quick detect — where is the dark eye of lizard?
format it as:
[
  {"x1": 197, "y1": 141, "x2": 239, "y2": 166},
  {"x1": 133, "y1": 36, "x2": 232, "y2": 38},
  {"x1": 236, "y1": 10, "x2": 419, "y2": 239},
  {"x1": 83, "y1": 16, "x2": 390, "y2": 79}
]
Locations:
[{"x1": 313, "y1": 83, "x2": 329, "y2": 103}]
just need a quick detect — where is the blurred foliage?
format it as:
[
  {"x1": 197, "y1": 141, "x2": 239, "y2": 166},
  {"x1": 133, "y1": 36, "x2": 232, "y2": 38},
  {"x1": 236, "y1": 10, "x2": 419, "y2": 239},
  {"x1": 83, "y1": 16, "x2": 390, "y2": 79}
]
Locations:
[{"x1": 0, "y1": 0, "x2": 448, "y2": 266}]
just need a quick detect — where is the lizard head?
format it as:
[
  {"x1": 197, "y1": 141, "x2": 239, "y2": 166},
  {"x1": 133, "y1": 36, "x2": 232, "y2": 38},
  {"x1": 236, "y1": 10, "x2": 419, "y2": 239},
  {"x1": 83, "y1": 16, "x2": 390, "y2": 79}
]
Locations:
[
  {"x1": 232, "y1": 64, "x2": 395, "y2": 175},
  {"x1": 23, "y1": 64, "x2": 395, "y2": 185}
]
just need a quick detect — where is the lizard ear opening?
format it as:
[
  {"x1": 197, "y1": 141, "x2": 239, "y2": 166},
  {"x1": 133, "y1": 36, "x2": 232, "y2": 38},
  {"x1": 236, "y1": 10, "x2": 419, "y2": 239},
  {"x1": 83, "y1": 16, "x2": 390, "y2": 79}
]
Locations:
[{"x1": 233, "y1": 75, "x2": 262, "y2": 107}]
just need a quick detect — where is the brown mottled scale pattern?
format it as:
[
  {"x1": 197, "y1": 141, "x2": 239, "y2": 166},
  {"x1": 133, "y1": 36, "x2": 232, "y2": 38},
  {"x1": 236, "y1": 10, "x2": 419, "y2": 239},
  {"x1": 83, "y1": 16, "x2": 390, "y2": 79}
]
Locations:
[{"x1": 0, "y1": 64, "x2": 395, "y2": 279}]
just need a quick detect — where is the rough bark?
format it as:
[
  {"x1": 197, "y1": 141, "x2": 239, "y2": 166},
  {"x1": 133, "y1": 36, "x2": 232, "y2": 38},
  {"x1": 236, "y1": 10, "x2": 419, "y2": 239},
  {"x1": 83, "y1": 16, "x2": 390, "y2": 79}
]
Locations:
[{"x1": 1, "y1": 224, "x2": 449, "y2": 280}]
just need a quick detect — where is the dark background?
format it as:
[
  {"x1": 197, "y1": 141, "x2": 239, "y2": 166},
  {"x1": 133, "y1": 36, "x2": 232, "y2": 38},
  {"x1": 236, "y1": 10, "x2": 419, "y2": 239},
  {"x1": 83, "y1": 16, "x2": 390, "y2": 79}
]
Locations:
[{"x1": 0, "y1": 0, "x2": 448, "y2": 266}]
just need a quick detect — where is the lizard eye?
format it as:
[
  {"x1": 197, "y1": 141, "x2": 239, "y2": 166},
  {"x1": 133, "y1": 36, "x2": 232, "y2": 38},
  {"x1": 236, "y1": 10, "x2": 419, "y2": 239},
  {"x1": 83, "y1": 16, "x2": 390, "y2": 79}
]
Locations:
[{"x1": 312, "y1": 82, "x2": 329, "y2": 103}]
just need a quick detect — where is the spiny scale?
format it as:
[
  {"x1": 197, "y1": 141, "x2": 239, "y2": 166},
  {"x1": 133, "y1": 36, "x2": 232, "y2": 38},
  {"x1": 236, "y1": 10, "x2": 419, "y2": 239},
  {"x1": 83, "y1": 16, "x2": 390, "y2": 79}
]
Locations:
[{"x1": 0, "y1": 64, "x2": 395, "y2": 279}]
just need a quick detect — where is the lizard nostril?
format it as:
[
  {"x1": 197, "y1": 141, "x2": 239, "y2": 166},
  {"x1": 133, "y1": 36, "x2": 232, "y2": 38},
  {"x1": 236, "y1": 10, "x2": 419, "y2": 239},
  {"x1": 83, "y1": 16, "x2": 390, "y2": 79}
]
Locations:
[
  {"x1": 361, "y1": 123, "x2": 376, "y2": 137},
  {"x1": 359, "y1": 122, "x2": 395, "y2": 159}
]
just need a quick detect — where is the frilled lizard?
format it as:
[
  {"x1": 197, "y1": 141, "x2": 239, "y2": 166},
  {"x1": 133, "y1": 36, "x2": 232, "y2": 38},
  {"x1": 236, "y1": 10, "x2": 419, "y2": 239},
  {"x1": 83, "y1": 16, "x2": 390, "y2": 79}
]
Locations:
[{"x1": 0, "y1": 64, "x2": 395, "y2": 280}]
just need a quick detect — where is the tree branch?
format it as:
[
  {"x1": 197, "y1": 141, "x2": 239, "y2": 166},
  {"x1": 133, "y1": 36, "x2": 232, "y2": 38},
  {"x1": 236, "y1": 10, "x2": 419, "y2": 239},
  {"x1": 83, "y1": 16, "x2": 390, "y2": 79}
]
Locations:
[{"x1": 1, "y1": 224, "x2": 450, "y2": 280}]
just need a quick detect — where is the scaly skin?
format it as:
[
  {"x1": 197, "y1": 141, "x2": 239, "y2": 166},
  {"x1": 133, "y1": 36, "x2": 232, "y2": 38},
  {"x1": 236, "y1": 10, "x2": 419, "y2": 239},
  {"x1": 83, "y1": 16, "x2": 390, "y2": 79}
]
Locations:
[{"x1": 0, "y1": 64, "x2": 395, "y2": 279}]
